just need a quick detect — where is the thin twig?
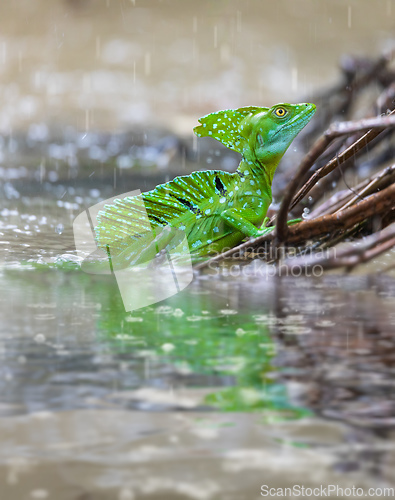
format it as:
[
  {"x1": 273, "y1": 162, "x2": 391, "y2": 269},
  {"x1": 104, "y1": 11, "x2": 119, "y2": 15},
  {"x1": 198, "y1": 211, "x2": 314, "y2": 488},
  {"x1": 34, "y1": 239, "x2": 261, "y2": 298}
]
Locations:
[
  {"x1": 309, "y1": 164, "x2": 395, "y2": 218},
  {"x1": 334, "y1": 165, "x2": 395, "y2": 213}
]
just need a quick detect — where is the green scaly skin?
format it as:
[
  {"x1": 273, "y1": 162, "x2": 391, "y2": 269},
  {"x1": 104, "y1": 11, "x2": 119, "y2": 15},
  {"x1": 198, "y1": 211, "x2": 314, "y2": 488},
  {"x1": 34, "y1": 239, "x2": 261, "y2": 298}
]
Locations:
[{"x1": 91, "y1": 102, "x2": 316, "y2": 269}]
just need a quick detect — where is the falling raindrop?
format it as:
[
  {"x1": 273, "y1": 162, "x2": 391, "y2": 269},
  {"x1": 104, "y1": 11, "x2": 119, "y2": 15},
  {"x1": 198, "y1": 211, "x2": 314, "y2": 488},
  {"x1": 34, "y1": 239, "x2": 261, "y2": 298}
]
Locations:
[
  {"x1": 55, "y1": 223, "x2": 64, "y2": 235},
  {"x1": 144, "y1": 52, "x2": 151, "y2": 76},
  {"x1": 302, "y1": 207, "x2": 310, "y2": 219},
  {"x1": 96, "y1": 36, "x2": 101, "y2": 59},
  {"x1": 291, "y1": 67, "x2": 298, "y2": 92}
]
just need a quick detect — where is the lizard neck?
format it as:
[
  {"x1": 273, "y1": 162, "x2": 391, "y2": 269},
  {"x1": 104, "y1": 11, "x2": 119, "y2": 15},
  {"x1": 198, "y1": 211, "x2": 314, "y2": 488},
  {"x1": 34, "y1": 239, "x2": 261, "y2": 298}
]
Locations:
[{"x1": 236, "y1": 158, "x2": 277, "y2": 195}]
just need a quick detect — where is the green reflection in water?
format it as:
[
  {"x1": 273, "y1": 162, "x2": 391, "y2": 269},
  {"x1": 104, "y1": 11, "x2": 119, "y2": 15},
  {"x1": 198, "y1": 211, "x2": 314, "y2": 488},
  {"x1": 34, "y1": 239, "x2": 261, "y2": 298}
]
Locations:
[
  {"x1": 93, "y1": 273, "x2": 312, "y2": 419},
  {"x1": 24, "y1": 262, "x2": 311, "y2": 418}
]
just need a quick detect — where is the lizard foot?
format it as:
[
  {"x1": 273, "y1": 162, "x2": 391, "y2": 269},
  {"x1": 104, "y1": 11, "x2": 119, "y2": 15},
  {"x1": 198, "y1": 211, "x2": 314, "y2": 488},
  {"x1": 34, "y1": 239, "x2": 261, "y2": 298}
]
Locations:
[{"x1": 287, "y1": 218, "x2": 302, "y2": 226}]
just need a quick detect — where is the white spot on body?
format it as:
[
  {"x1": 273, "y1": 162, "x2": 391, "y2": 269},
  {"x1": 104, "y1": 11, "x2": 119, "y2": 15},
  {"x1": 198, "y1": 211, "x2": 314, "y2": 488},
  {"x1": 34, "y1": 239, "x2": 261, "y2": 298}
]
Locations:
[{"x1": 192, "y1": 240, "x2": 202, "y2": 248}]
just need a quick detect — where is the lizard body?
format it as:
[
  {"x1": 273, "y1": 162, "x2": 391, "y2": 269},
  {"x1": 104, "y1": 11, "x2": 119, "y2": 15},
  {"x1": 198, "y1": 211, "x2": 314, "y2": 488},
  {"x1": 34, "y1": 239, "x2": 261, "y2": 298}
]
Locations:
[{"x1": 93, "y1": 102, "x2": 316, "y2": 267}]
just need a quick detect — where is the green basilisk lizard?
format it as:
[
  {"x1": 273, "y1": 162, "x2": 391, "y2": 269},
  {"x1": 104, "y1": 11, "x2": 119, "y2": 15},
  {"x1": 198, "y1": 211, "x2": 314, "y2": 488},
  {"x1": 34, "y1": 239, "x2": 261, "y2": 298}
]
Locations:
[{"x1": 91, "y1": 102, "x2": 315, "y2": 269}]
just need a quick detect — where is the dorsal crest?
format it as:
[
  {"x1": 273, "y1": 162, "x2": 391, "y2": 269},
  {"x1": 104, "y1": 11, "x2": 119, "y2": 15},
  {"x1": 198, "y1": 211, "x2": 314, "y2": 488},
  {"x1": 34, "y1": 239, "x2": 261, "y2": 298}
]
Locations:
[{"x1": 193, "y1": 106, "x2": 268, "y2": 154}]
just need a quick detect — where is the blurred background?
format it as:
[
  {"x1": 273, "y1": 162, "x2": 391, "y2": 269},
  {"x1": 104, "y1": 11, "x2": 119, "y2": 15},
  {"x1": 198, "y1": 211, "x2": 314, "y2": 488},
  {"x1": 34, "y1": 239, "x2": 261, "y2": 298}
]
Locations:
[{"x1": 1, "y1": 0, "x2": 394, "y2": 135}]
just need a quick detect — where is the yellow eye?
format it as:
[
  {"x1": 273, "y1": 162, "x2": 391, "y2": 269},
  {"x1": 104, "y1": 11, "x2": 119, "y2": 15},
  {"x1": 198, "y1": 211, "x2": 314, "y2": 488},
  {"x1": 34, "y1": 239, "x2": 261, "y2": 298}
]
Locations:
[{"x1": 274, "y1": 107, "x2": 287, "y2": 117}]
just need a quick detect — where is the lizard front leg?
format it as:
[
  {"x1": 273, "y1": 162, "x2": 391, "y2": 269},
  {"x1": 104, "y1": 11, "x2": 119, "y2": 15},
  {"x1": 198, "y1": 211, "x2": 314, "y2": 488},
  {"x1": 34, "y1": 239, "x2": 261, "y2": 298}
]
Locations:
[
  {"x1": 220, "y1": 210, "x2": 301, "y2": 240},
  {"x1": 220, "y1": 208, "x2": 273, "y2": 238}
]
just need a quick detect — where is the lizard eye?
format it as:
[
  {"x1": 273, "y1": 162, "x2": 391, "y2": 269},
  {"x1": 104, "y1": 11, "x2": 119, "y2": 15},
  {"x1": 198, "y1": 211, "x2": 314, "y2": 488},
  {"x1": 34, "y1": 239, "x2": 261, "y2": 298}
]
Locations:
[{"x1": 274, "y1": 107, "x2": 287, "y2": 118}]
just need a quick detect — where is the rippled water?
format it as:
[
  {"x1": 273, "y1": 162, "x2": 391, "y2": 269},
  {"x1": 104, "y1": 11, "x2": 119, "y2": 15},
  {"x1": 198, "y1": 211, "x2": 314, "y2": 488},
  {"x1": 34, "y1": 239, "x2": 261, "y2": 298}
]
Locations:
[{"x1": 2, "y1": 251, "x2": 395, "y2": 497}]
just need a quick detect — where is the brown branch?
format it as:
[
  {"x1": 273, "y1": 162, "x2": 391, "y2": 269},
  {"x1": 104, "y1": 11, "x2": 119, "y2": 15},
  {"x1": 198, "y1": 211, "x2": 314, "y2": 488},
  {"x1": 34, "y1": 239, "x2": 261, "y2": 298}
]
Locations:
[
  {"x1": 285, "y1": 183, "x2": 395, "y2": 244},
  {"x1": 195, "y1": 183, "x2": 395, "y2": 270},
  {"x1": 275, "y1": 113, "x2": 395, "y2": 246},
  {"x1": 293, "y1": 127, "x2": 394, "y2": 215},
  {"x1": 279, "y1": 223, "x2": 395, "y2": 274},
  {"x1": 290, "y1": 114, "x2": 395, "y2": 212}
]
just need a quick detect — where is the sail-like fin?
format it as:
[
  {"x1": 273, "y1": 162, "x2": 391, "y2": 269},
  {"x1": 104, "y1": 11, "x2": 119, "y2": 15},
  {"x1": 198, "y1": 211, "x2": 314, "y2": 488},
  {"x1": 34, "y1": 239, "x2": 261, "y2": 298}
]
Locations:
[
  {"x1": 95, "y1": 170, "x2": 236, "y2": 254},
  {"x1": 193, "y1": 106, "x2": 268, "y2": 154}
]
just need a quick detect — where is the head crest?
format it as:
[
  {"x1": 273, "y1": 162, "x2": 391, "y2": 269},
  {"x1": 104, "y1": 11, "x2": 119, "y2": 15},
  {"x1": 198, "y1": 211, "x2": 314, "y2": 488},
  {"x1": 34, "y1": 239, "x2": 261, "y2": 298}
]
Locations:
[{"x1": 193, "y1": 106, "x2": 268, "y2": 154}]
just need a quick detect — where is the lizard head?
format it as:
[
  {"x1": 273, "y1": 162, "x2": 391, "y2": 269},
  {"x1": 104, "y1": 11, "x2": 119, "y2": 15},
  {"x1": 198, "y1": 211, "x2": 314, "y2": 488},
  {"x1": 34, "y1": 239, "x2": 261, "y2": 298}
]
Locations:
[
  {"x1": 240, "y1": 102, "x2": 316, "y2": 167},
  {"x1": 194, "y1": 102, "x2": 315, "y2": 180}
]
